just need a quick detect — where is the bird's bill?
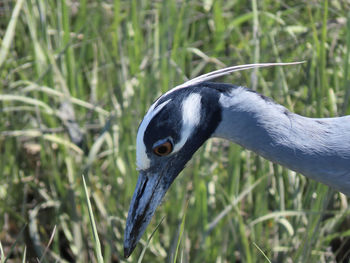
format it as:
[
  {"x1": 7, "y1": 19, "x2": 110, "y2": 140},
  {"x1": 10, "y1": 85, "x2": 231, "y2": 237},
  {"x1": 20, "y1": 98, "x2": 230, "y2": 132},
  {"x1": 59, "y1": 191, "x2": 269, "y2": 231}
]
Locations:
[{"x1": 124, "y1": 170, "x2": 170, "y2": 258}]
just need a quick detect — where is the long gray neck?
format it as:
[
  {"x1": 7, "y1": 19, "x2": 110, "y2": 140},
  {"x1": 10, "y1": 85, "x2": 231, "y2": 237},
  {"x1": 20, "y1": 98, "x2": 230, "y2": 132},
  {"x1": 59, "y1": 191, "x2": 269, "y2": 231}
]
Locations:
[{"x1": 213, "y1": 87, "x2": 350, "y2": 195}]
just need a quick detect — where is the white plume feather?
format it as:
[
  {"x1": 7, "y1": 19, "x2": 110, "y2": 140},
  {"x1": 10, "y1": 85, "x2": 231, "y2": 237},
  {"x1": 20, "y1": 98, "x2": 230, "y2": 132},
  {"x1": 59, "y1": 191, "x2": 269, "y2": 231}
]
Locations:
[{"x1": 175, "y1": 61, "x2": 305, "y2": 89}]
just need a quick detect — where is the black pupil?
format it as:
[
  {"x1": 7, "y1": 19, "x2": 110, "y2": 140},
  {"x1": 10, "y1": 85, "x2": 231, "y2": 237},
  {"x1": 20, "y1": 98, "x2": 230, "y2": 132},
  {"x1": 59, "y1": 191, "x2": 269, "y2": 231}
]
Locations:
[{"x1": 157, "y1": 145, "x2": 168, "y2": 154}]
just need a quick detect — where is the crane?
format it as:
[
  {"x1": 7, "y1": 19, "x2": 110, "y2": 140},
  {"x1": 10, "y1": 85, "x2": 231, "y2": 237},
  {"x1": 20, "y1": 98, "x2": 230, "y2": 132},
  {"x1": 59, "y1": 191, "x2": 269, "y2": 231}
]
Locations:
[{"x1": 123, "y1": 62, "x2": 350, "y2": 257}]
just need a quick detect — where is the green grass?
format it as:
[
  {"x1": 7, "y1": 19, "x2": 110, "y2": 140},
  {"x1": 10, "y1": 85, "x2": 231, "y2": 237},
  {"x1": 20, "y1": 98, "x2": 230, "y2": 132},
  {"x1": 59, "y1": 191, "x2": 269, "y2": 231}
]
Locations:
[{"x1": 1, "y1": 0, "x2": 350, "y2": 262}]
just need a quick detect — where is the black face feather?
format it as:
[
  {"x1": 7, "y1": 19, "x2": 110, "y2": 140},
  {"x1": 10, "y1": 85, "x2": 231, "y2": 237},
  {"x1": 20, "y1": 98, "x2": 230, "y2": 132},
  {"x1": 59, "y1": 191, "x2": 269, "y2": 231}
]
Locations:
[
  {"x1": 143, "y1": 82, "x2": 231, "y2": 163},
  {"x1": 143, "y1": 98, "x2": 182, "y2": 155}
]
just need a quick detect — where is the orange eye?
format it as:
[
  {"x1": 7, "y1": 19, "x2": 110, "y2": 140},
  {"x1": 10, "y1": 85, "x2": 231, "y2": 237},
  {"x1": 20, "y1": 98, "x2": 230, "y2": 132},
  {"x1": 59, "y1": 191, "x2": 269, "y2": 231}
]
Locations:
[{"x1": 153, "y1": 141, "x2": 173, "y2": 156}]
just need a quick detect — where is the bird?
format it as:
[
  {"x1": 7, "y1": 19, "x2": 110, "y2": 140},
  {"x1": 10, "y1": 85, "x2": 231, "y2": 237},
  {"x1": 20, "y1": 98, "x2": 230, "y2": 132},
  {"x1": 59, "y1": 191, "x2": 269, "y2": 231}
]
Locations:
[{"x1": 123, "y1": 62, "x2": 350, "y2": 258}]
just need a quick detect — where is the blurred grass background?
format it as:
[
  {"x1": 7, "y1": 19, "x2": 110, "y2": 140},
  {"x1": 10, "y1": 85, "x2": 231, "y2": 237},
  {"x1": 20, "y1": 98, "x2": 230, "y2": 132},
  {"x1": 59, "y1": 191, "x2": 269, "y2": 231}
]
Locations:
[{"x1": 1, "y1": 0, "x2": 350, "y2": 262}]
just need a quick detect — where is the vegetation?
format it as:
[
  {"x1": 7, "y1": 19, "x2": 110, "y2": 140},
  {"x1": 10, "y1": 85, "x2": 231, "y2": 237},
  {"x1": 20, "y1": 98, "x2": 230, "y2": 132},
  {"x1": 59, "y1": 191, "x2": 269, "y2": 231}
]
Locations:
[{"x1": 1, "y1": 0, "x2": 350, "y2": 262}]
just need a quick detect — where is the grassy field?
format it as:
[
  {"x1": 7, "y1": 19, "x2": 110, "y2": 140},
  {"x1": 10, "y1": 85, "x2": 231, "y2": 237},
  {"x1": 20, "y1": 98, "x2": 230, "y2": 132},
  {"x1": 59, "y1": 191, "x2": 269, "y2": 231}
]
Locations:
[{"x1": 1, "y1": 0, "x2": 350, "y2": 262}]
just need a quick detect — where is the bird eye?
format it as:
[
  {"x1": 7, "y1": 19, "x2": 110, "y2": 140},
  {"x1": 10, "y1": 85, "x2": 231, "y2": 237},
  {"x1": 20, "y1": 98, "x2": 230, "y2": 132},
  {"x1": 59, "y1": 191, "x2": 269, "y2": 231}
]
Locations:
[{"x1": 153, "y1": 141, "x2": 173, "y2": 156}]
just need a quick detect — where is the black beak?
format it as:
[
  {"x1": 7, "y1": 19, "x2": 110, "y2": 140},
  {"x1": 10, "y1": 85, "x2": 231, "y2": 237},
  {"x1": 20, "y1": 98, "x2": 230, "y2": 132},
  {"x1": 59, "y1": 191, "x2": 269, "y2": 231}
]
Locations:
[{"x1": 124, "y1": 170, "x2": 171, "y2": 258}]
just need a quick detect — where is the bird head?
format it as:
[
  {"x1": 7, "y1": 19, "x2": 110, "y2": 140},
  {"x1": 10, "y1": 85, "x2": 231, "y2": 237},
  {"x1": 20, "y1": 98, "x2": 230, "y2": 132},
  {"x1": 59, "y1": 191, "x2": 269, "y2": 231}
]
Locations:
[{"x1": 123, "y1": 84, "x2": 223, "y2": 257}]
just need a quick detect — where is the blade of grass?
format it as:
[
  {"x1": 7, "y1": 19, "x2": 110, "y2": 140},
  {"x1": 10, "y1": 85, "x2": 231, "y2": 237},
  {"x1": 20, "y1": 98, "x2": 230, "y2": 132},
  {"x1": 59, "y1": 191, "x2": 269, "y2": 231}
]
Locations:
[
  {"x1": 38, "y1": 225, "x2": 57, "y2": 263},
  {"x1": 0, "y1": 0, "x2": 25, "y2": 68},
  {"x1": 138, "y1": 217, "x2": 165, "y2": 263},
  {"x1": 252, "y1": 242, "x2": 271, "y2": 263},
  {"x1": 0, "y1": 241, "x2": 4, "y2": 263},
  {"x1": 20, "y1": 83, "x2": 109, "y2": 116},
  {"x1": 61, "y1": 0, "x2": 76, "y2": 96},
  {"x1": 0, "y1": 94, "x2": 54, "y2": 114},
  {"x1": 82, "y1": 175, "x2": 104, "y2": 263},
  {"x1": 22, "y1": 246, "x2": 26, "y2": 263},
  {"x1": 173, "y1": 208, "x2": 187, "y2": 263}
]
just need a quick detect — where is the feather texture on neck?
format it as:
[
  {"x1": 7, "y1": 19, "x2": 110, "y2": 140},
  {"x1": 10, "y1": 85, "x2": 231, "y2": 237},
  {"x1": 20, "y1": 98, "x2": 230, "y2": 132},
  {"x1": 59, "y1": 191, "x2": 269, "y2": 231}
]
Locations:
[{"x1": 213, "y1": 86, "x2": 350, "y2": 195}]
